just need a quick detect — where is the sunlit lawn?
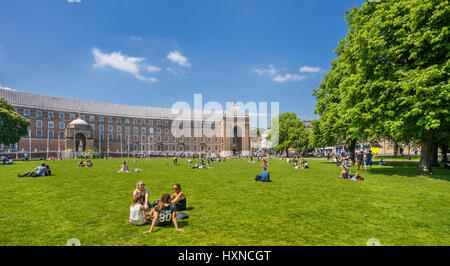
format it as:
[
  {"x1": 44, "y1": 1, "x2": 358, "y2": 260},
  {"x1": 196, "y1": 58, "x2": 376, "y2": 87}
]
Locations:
[{"x1": 0, "y1": 157, "x2": 449, "y2": 246}]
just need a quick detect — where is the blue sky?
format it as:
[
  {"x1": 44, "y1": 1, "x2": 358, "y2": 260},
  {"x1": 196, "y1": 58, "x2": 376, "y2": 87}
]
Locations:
[{"x1": 0, "y1": 0, "x2": 365, "y2": 123}]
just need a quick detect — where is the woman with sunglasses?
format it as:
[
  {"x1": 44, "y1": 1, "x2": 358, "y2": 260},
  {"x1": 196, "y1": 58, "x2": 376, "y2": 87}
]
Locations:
[
  {"x1": 133, "y1": 181, "x2": 150, "y2": 210},
  {"x1": 170, "y1": 183, "x2": 186, "y2": 211}
]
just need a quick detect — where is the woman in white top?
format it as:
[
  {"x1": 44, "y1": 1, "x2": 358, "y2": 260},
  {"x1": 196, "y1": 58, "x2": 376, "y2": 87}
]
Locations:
[
  {"x1": 128, "y1": 194, "x2": 152, "y2": 225},
  {"x1": 133, "y1": 181, "x2": 150, "y2": 210}
]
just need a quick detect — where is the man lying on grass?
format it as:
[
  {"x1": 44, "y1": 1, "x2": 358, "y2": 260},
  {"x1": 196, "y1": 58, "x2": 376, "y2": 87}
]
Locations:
[
  {"x1": 18, "y1": 163, "x2": 51, "y2": 177},
  {"x1": 144, "y1": 194, "x2": 184, "y2": 233}
]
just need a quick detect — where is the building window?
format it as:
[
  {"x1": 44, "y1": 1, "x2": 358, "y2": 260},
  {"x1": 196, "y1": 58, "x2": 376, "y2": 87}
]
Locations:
[
  {"x1": 164, "y1": 136, "x2": 168, "y2": 142},
  {"x1": 125, "y1": 118, "x2": 130, "y2": 124},
  {"x1": 142, "y1": 135, "x2": 146, "y2": 142},
  {"x1": 157, "y1": 144, "x2": 161, "y2": 151},
  {"x1": 70, "y1": 114, "x2": 75, "y2": 121},
  {"x1": 36, "y1": 120, "x2": 42, "y2": 128},
  {"x1": 194, "y1": 137, "x2": 197, "y2": 142},
  {"x1": 157, "y1": 120, "x2": 161, "y2": 126},
  {"x1": 36, "y1": 130, "x2": 42, "y2": 138},
  {"x1": 172, "y1": 136, "x2": 176, "y2": 142},
  {"x1": 59, "y1": 132, "x2": 65, "y2": 138},
  {"x1": 141, "y1": 127, "x2": 146, "y2": 134},
  {"x1": 215, "y1": 137, "x2": 218, "y2": 142},
  {"x1": 117, "y1": 134, "x2": 121, "y2": 141},
  {"x1": 36, "y1": 110, "x2": 43, "y2": 118},
  {"x1": 186, "y1": 137, "x2": 190, "y2": 142},
  {"x1": 99, "y1": 125, "x2": 104, "y2": 131},
  {"x1": 149, "y1": 120, "x2": 154, "y2": 126},
  {"x1": 80, "y1": 115, "x2": 86, "y2": 120},
  {"x1": 157, "y1": 136, "x2": 161, "y2": 142},
  {"x1": 142, "y1": 144, "x2": 146, "y2": 151},
  {"x1": 99, "y1": 117, "x2": 104, "y2": 122},
  {"x1": 99, "y1": 133, "x2": 104, "y2": 140},
  {"x1": 108, "y1": 134, "x2": 113, "y2": 141},
  {"x1": 172, "y1": 145, "x2": 176, "y2": 151},
  {"x1": 134, "y1": 144, "x2": 138, "y2": 152},
  {"x1": 125, "y1": 135, "x2": 130, "y2": 141},
  {"x1": 117, "y1": 126, "x2": 122, "y2": 132},
  {"x1": 215, "y1": 145, "x2": 218, "y2": 150},
  {"x1": 48, "y1": 112, "x2": 54, "y2": 119},
  {"x1": 164, "y1": 144, "x2": 169, "y2": 151},
  {"x1": 134, "y1": 135, "x2": 138, "y2": 141},
  {"x1": 24, "y1": 109, "x2": 30, "y2": 117},
  {"x1": 157, "y1": 128, "x2": 161, "y2": 134},
  {"x1": 179, "y1": 136, "x2": 183, "y2": 142},
  {"x1": 108, "y1": 117, "x2": 113, "y2": 123},
  {"x1": 90, "y1": 125, "x2": 95, "y2": 131},
  {"x1": 116, "y1": 118, "x2": 121, "y2": 124},
  {"x1": 149, "y1": 144, "x2": 154, "y2": 151},
  {"x1": 108, "y1": 125, "x2": 113, "y2": 132},
  {"x1": 186, "y1": 145, "x2": 190, "y2": 151},
  {"x1": 164, "y1": 121, "x2": 169, "y2": 127},
  {"x1": 48, "y1": 121, "x2": 54, "y2": 129},
  {"x1": 48, "y1": 131, "x2": 54, "y2": 138},
  {"x1": 164, "y1": 128, "x2": 169, "y2": 134},
  {"x1": 149, "y1": 128, "x2": 154, "y2": 134},
  {"x1": 193, "y1": 145, "x2": 197, "y2": 151},
  {"x1": 133, "y1": 127, "x2": 138, "y2": 133},
  {"x1": 149, "y1": 136, "x2": 154, "y2": 142},
  {"x1": 59, "y1": 113, "x2": 64, "y2": 120},
  {"x1": 179, "y1": 145, "x2": 184, "y2": 151},
  {"x1": 141, "y1": 120, "x2": 146, "y2": 126},
  {"x1": 90, "y1": 116, "x2": 95, "y2": 122},
  {"x1": 125, "y1": 126, "x2": 130, "y2": 133},
  {"x1": 133, "y1": 119, "x2": 138, "y2": 125},
  {"x1": 208, "y1": 146, "x2": 211, "y2": 151}
]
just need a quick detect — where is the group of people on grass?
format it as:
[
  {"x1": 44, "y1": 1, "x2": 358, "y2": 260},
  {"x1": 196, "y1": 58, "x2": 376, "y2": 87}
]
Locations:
[
  {"x1": 129, "y1": 181, "x2": 187, "y2": 233},
  {"x1": 1, "y1": 156, "x2": 14, "y2": 165},
  {"x1": 77, "y1": 159, "x2": 93, "y2": 168}
]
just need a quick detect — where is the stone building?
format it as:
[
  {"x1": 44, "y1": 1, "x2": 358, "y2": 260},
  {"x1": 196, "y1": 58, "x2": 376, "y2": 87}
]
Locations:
[{"x1": 0, "y1": 88, "x2": 250, "y2": 159}]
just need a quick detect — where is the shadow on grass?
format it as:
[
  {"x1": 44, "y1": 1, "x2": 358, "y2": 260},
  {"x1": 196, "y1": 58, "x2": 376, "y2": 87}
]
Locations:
[
  {"x1": 360, "y1": 161, "x2": 450, "y2": 182},
  {"x1": 185, "y1": 207, "x2": 195, "y2": 211}
]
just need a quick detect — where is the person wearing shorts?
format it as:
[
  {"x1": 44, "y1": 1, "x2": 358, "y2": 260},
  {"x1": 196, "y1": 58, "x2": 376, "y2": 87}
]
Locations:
[
  {"x1": 356, "y1": 151, "x2": 364, "y2": 170},
  {"x1": 364, "y1": 150, "x2": 373, "y2": 171}
]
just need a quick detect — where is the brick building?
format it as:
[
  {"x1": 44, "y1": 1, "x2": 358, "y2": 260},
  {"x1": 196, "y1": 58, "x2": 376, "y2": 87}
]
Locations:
[{"x1": 0, "y1": 88, "x2": 250, "y2": 159}]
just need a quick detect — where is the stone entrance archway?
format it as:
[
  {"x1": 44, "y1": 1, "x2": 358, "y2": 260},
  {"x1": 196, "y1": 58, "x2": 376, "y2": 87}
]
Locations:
[{"x1": 75, "y1": 133, "x2": 87, "y2": 152}]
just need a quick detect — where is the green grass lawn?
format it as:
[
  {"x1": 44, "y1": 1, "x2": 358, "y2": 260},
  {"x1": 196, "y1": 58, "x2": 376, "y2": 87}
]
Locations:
[{"x1": 0, "y1": 158, "x2": 449, "y2": 246}]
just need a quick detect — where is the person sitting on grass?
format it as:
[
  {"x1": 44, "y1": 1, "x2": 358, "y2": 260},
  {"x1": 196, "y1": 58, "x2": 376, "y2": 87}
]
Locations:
[
  {"x1": 44, "y1": 164, "x2": 51, "y2": 176},
  {"x1": 300, "y1": 160, "x2": 309, "y2": 169},
  {"x1": 261, "y1": 159, "x2": 271, "y2": 167},
  {"x1": 170, "y1": 183, "x2": 186, "y2": 211},
  {"x1": 1, "y1": 155, "x2": 7, "y2": 165},
  {"x1": 144, "y1": 194, "x2": 184, "y2": 233},
  {"x1": 293, "y1": 162, "x2": 300, "y2": 169},
  {"x1": 18, "y1": 163, "x2": 48, "y2": 177},
  {"x1": 173, "y1": 157, "x2": 178, "y2": 165},
  {"x1": 255, "y1": 167, "x2": 271, "y2": 182},
  {"x1": 128, "y1": 194, "x2": 152, "y2": 226},
  {"x1": 133, "y1": 181, "x2": 150, "y2": 210},
  {"x1": 77, "y1": 160, "x2": 84, "y2": 167},
  {"x1": 378, "y1": 158, "x2": 388, "y2": 166},
  {"x1": 6, "y1": 159, "x2": 14, "y2": 165},
  {"x1": 118, "y1": 161, "x2": 130, "y2": 172},
  {"x1": 186, "y1": 158, "x2": 193, "y2": 163}
]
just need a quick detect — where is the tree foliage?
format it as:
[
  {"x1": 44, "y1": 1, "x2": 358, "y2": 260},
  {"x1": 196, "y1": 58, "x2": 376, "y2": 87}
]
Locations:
[
  {"x1": 0, "y1": 98, "x2": 30, "y2": 146},
  {"x1": 268, "y1": 112, "x2": 310, "y2": 154},
  {"x1": 313, "y1": 0, "x2": 449, "y2": 174}
]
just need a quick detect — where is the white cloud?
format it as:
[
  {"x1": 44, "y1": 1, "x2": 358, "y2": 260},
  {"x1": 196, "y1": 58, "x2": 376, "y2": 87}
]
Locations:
[
  {"x1": 253, "y1": 65, "x2": 276, "y2": 76},
  {"x1": 273, "y1": 73, "x2": 307, "y2": 83},
  {"x1": 167, "y1": 51, "x2": 190, "y2": 67},
  {"x1": 131, "y1": 36, "x2": 142, "y2": 41},
  {"x1": 299, "y1": 66, "x2": 322, "y2": 73},
  {"x1": 146, "y1": 65, "x2": 162, "y2": 73},
  {"x1": 0, "y1": 85, "x2": 15, "y2": 91},
  {"x1": 92, "y1": 47, "x2": 157, "y2": 82},
  {"x1": 67, "y1": 0, "x2": 81, "y2": 3},
  {"x1": 166, "y1": 67, "x2": 178, "y2": 75}
]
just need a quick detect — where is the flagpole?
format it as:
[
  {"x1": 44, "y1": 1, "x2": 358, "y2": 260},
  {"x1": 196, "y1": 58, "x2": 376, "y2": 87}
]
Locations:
[{"x1": 47, "y1": 130, "x2": 49, "y2": 159}]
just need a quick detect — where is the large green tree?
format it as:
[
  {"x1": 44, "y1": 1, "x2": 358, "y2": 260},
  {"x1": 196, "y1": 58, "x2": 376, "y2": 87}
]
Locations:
[
  {"x1": 315, "y1": 0, "x2": 449, "y2": 174},
  {"x1": 0, "y1": 98, "x2": 30, "y2": 146},
  {"x1": 267, "y1": 112, "x2": 310, "y2": 155}
]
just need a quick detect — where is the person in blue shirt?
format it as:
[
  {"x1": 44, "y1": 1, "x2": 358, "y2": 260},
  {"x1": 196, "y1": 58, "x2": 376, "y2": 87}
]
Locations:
[
  {"x1": 364, "y1": 150, "x2": 373, "y2": 171},
  {"x1": 258, "y1": 167, "x2": 271, "y2": 182},
  {"x1": 1, "y1": 155, "x2": 7, "y2": 165}
]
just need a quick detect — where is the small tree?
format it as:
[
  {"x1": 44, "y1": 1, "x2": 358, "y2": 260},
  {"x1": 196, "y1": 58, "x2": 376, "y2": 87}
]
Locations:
[{"x1": 0, "y1": 98, "x2": 30, "y2": 146}]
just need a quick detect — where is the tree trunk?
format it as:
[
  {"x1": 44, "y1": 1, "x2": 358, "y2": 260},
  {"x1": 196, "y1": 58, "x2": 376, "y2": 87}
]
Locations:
[
  {"x1": 349, "y1": 139, "x2": 357, "y2": 163},
  {"x1": 393, "y1": 142, "x2": 398, "y2": 156},
  {"x1": 431, "y1": 142, "x2": 440, "y2": 167},
  {"x1": 417, "y1": 134, "x2": 433, "y2": 175}
]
